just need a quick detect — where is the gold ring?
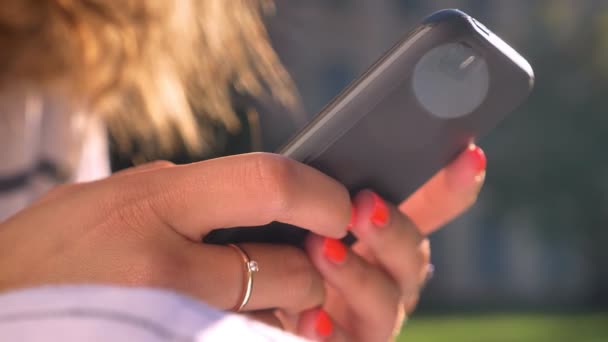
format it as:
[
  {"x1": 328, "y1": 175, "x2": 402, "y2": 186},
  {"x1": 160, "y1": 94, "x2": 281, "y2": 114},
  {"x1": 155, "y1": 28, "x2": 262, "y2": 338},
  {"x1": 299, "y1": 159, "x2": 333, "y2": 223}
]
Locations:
[{"x1": 228, "y1": 244, "x2": 259, "y2": 312}]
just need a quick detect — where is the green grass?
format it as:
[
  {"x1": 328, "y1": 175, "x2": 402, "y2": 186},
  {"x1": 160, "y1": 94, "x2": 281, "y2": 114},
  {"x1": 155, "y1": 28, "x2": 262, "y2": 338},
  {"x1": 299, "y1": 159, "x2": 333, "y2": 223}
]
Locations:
[{"x1": 397, "y1": 313, "x2": 608, "y2": 342}]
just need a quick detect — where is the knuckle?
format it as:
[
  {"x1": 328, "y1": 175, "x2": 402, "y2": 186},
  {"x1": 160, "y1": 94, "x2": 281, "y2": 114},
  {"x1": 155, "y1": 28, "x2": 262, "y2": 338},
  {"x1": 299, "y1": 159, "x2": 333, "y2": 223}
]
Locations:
[{"x1": 250, "y1": 153, "x2": 298, "y2": 215}]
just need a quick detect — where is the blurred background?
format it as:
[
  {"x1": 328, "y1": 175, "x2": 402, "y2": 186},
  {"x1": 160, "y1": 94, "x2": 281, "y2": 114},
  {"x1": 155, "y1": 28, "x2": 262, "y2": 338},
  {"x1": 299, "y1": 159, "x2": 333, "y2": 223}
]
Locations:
[{"x1": 263, "y1": 0, "x2": 608, "y2": 341}]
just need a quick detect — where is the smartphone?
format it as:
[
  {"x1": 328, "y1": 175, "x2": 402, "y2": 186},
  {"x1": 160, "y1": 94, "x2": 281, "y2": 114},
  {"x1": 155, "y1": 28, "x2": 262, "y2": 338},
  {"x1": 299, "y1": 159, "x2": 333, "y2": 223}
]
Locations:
[{"x1": 204, "y1": 9, "x2": 534, "y2": 245}]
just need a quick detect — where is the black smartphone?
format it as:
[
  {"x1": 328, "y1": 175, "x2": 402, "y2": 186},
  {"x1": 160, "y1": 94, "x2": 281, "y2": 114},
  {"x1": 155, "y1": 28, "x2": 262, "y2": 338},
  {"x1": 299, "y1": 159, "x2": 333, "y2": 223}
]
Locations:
[{"x1": 204, "y1": 9, "x2": 534, "y2": 245}]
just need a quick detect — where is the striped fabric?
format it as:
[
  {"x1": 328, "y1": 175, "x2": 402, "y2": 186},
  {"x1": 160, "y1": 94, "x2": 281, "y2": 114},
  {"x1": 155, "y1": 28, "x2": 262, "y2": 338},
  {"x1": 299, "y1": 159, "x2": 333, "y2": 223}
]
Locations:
[{"x1": 0, "y1": 90, "x2": 110, "y2": 221}]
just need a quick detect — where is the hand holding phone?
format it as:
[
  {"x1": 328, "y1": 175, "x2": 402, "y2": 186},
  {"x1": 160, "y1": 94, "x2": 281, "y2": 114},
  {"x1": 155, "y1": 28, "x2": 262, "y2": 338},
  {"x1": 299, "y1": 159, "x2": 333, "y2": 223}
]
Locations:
[{"x1": 204, "y1": 9, "x2": 534, "y2": 245}]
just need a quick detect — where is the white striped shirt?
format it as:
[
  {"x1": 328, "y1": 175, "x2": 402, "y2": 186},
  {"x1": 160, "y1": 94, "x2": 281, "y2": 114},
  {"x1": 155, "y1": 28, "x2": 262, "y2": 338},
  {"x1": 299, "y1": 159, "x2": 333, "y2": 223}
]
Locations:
[
  {"x1": 0, "y1": 286, "x2": 305, "y2": 341},
  {"x1": 0, "y1": 90, "x2": 110, "y2": 221}
]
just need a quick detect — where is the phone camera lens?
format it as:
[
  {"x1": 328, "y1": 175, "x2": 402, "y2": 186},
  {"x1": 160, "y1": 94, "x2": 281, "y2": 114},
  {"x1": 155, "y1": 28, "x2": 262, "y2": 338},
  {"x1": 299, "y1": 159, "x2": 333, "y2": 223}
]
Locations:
[{"x1": 413, "y1": 42, "x2": 489, "y2": 119}]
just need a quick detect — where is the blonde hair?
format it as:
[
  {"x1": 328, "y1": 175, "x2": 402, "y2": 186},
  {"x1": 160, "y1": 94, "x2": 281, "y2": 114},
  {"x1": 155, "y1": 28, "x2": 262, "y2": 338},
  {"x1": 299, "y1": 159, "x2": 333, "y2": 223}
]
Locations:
[{"x1": 0, "y1": 0, "x2": 297, "y2": 155}]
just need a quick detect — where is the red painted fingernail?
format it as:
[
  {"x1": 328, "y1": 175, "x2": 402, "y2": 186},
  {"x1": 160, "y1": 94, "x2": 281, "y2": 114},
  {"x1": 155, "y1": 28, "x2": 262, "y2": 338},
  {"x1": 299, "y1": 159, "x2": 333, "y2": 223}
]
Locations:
[
  {"x1": 467, "y1": 144, "x2": 486, "y2": 174},
  {"x1": 370, "y1": 192, "x2": 389, "y2": 227},
  {"x1": 347, "y1": 206, "x2": 357, "y2": 230},
  {"x1": 315, "y1": 309, "x2": 333, "y2": 338},
  {"x1": 323, "y1": 238, "x2": 347, "y2": 263}
]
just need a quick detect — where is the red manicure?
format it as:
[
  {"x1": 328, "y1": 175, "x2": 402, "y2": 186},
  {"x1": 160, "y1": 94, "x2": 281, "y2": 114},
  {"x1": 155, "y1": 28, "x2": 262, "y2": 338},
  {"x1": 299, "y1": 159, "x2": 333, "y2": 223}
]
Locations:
[
  {"x1": 370, "y1": 192, "x2": 389, "y2": 227},
  {"x1": 323, "y1": 238, "x2": 347, "y2": 263},
  {"x1": 315, "y1": 309, "x2": 333, "y2": 338},
  {"x1": 467, "y1": 144, "x2": 486, "y2": 173}
]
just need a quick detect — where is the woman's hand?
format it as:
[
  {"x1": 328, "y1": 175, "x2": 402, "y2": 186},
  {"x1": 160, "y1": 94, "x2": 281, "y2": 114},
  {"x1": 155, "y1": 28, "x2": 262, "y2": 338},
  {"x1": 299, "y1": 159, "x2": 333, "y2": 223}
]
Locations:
[
  {"x1": 0, "y1": 153, "x2": 355, "y2": 314},
  {"x1": 295, "y1": 144, "x2": 487, "y2": 341}
]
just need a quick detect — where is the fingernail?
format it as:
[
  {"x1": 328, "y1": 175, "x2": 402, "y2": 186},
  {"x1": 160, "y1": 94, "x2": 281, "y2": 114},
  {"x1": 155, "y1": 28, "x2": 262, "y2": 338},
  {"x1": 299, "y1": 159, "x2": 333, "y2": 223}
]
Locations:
[
  {"x1": 323, "y1": 238, "x2": 347, "y2": 264},
  {"x1": 315, "y1": 309, "x2": 333, "y2": 338},
  {"x1": 467, "y1": 144, "x2": 486, "y2": 174},
  {"x1": 370, "y1": 192, "x2": 389, "y2": 227},
  {"x1": 347, "y1": 206, "x2": 357, "y2": 229}
]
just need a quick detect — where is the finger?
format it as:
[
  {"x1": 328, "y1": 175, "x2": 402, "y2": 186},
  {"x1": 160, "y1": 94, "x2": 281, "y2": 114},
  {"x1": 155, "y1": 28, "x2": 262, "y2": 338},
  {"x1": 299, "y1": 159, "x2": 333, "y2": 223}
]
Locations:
[
  {"x1": 173, "y1": 242, "x2": 325, "y2": 312},
  {"x1": 417, "y1": 239, "x2": 432, "y2": 286},
  {"x1": 274, "y1": 309, "x2": 300, "y2": 333},
  {"x1": 102, "y1": 153, "x2": 351, "y2": 240},
  {"x1": 403, "y1": 293, "x2": 420, "y2": 314},
  {"x1": 399, "y1": 144, "x2": 486, "y2": 235},
  {"x1": 305, "y1": 235, "x2": 400, "y2": 342},
  {"x1": 297, "y1": 308, "x2": 348, "y2": 342},
  {"x1": 393, "y1": 303, "x2": 408, "y2": 336},
  {"x1": 112, "y1": 160, "x2": 175, "y2": 177},
  {"x1": 349, "y1": 190, "x2": 427, "y2": 294},
  {"x1": 351, "y1": 242, "x2": 430, "y2": 316},
  {"x1": 244, "y1": 310, "x2": 284, "y2": 330}
]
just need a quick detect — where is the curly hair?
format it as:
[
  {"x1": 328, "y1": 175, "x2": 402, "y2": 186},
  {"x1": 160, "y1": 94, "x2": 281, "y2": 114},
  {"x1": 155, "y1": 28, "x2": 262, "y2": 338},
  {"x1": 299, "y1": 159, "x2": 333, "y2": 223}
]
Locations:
[{"x1": 0, "y1": 0, "x2": 297, "y2": 154}]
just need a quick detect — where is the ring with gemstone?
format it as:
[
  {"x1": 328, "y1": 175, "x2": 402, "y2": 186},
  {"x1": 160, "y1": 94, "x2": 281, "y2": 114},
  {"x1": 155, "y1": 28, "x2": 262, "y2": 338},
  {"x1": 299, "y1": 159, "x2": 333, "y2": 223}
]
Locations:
[{"x1": 228, "y1": 243, "x2": 259, "y2": 312}]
